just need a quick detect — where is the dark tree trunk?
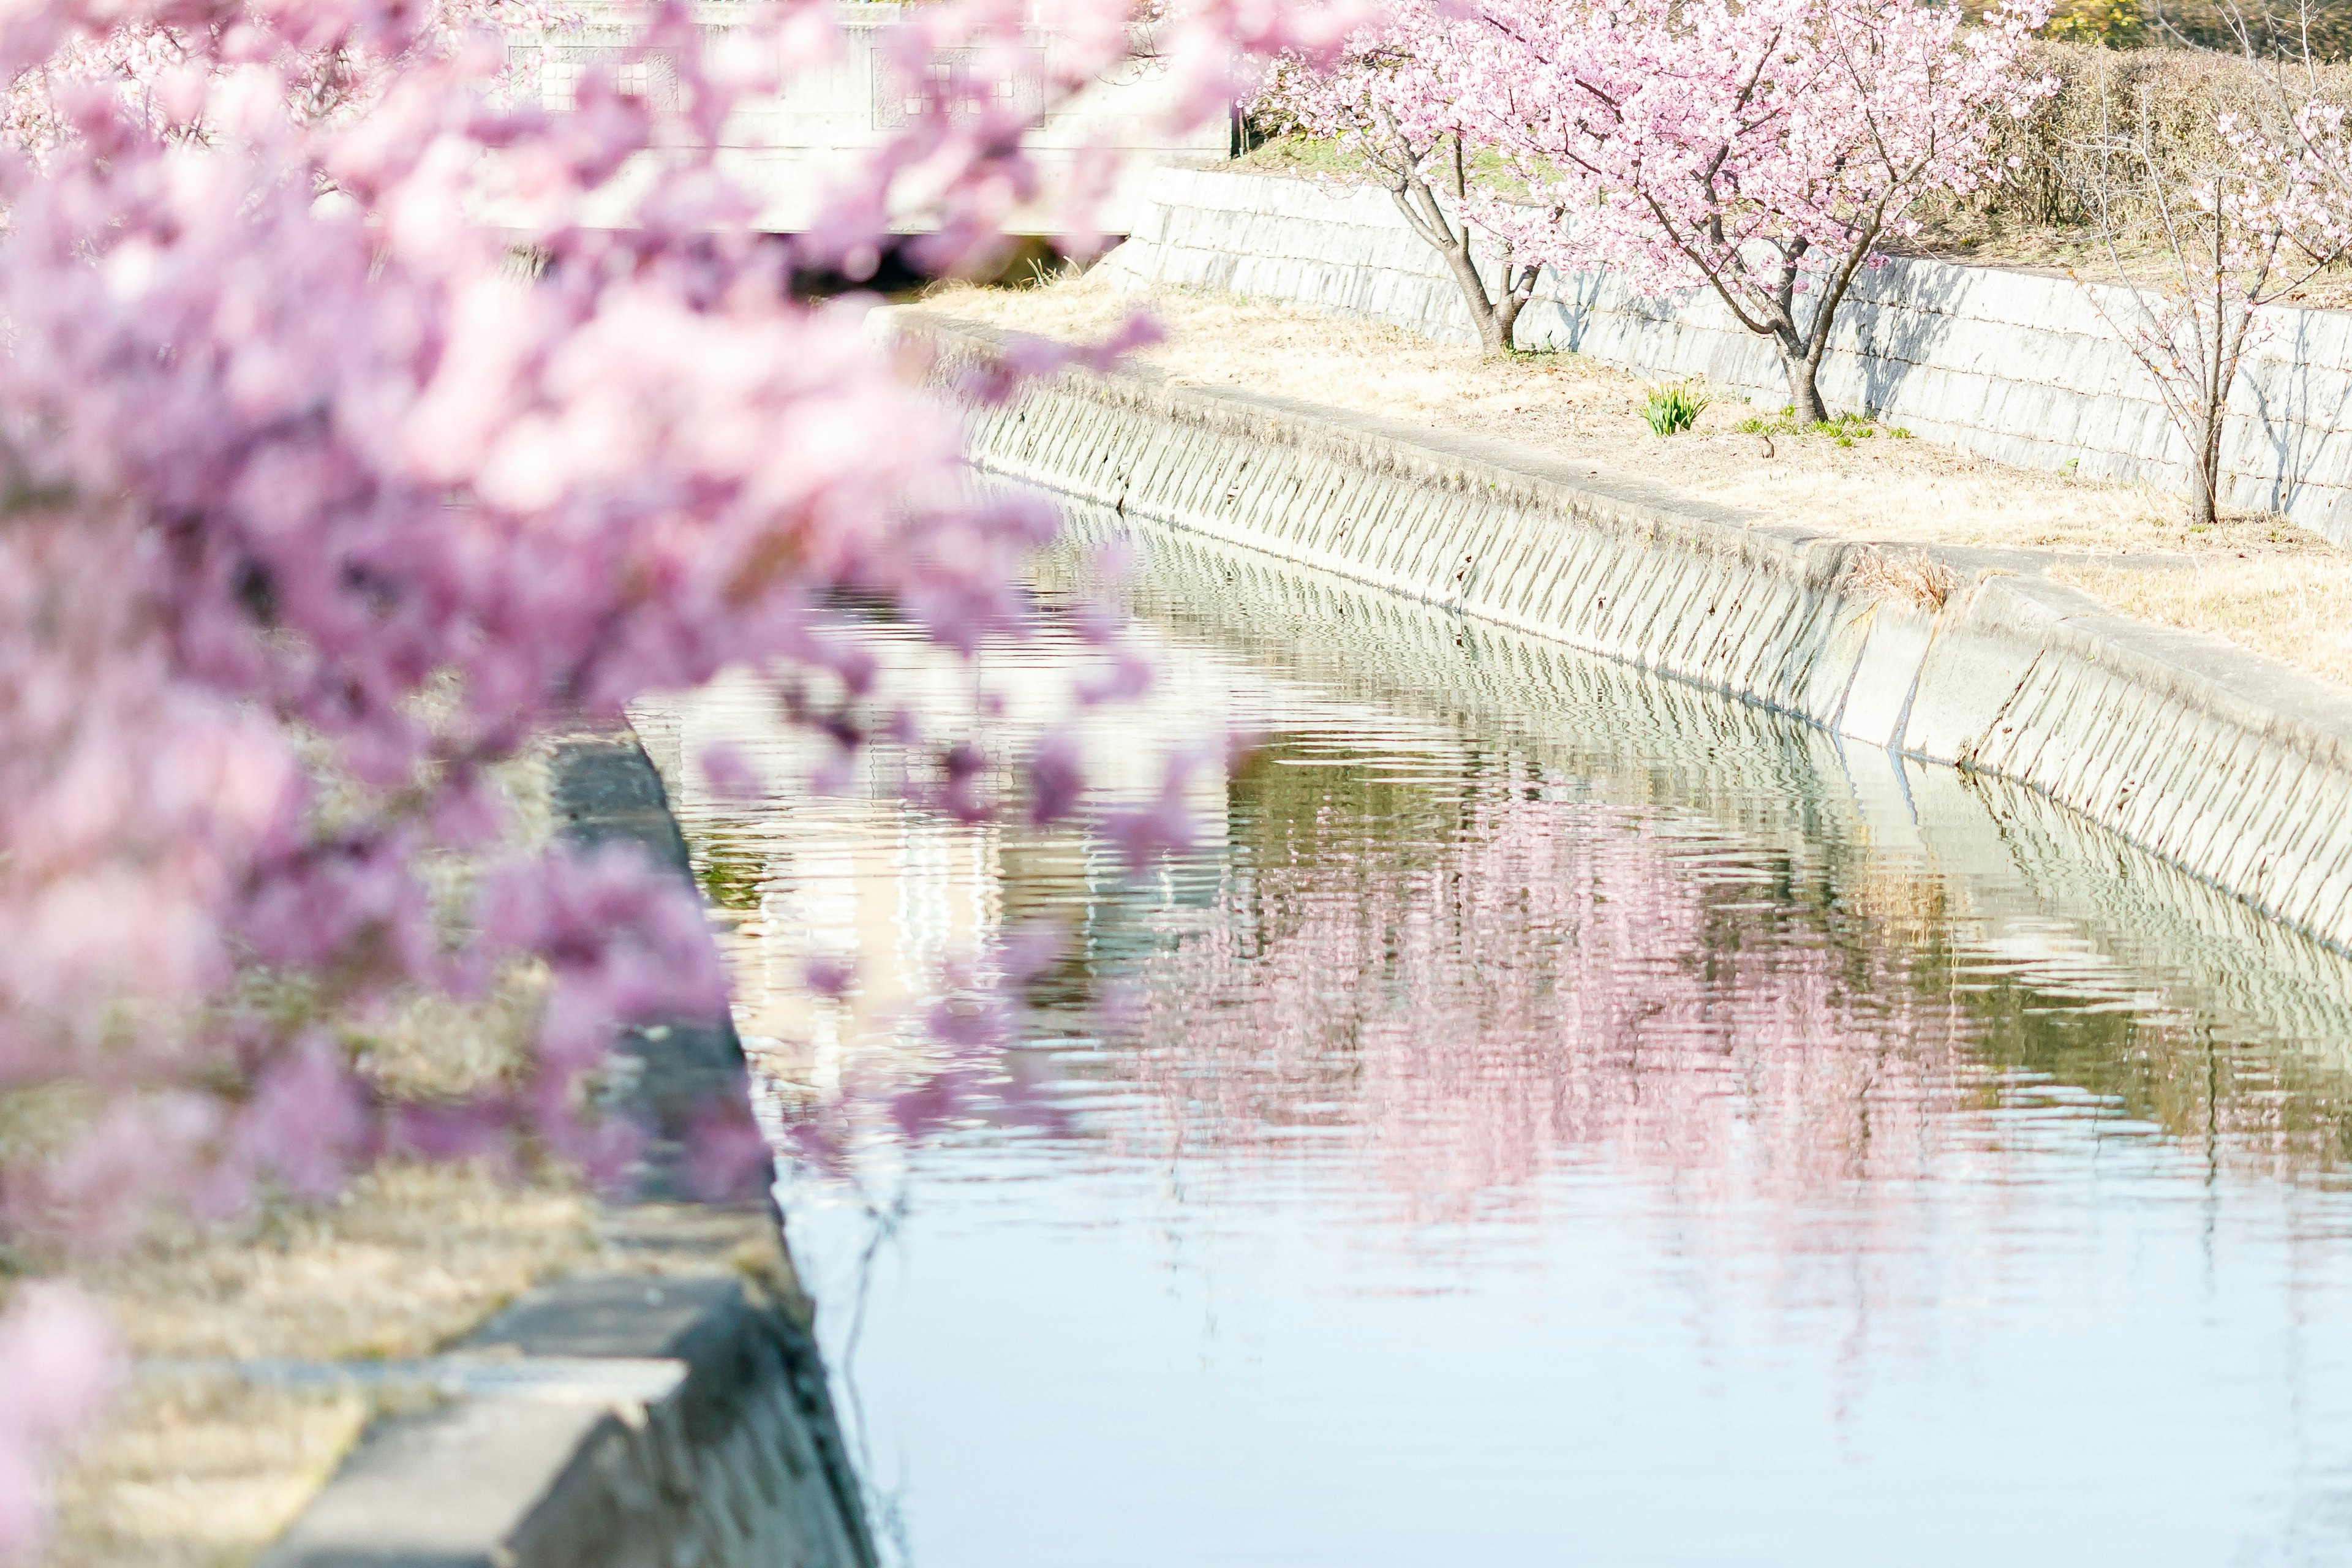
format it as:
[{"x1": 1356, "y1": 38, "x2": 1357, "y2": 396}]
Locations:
[
  {"x1": 1434, "y1": 233, "x2": 1515, "y2": 355},
  {"x1": 2192, "y1": 400, "x2": 2223, "y2": 528},
  {"x1": 1381, "y1": 132, "x2": 1538, "y2": 358},
  {"x1": 1783, "y1": 359, "x2": 1829, "y2": 425},
  {"x1": 1774, "y1": 334, "x2": 1830, "y2": 425},
  {"x1": 1396, "y1": 180, "x2": 1520, "y2": 356},
  {"x1": 1494, "y1": 287, "x2": 1527, "y2": 353}
]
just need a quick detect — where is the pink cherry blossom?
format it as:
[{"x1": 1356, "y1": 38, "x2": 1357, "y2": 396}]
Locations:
[
  {"x1": 0, "y1": 0, "x2": 1371, "y2": 1545},
  {"x1": 695, "y1": 742, "x2": 766, "y2": 802},
  {"x1": 680, "y1": 1095, "x2": 774, "y2": 1202},
  {"x1": 1464, "y1": 0, "x2": 2053, "y2": 419},
  {"x1": 0, "y1": 1287, "x2": 118, "y2": 1559},
  {"x1": 1257, "y1": 0, "x2": 1558, "y2": 352},
  {"x1": 1100, "y1": 752, "x2": 1205, "y2": 872},
  {"x1": 1270, "y1": 0, "x2": 2053, "y2": 416}
]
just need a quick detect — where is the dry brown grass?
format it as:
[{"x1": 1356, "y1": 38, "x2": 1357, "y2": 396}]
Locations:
[
  {"x1": 354, "y1": 973, "x2": 549, "y2": 1103},
  {"x1": 1942, "y1": 44, "x2": 2352, "y2": 223},
  {"x1": 1910, "y1": 43, "x2": 2352, "y2": 306},
  {"x1": 87, "y1": 1162, "x2": 595, "y2": 1362},
  {"x1": 38, "y1": 1163, "x2": 596, "y2": 1568},
  {"x1": 1844, "y1": 546, "x2": 1962, "y2": 611},
  {"x1": 48, "y1": 1383, "x2": 374, "y2": 1568},
  {"x1": 912, "y1": 272, "x2": 2317, "y2": 556},
  {"x1": 2053, "y1": 554, "x2": 2352, "y2": 684}
]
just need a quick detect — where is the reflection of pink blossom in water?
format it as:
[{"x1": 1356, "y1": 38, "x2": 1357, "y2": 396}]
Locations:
[
  {"x1": 1121, "y1": 793, "x2": 1997, "y2": 1234},
  {"x1": 744, "y1": 717, "x2": 2352, "y2": 1242}
]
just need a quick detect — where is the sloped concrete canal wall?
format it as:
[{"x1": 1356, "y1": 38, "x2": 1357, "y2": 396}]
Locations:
[
  {"x1": 1099, "y1": 168, "x2": 2352, "y2": 545},
  {"x1": 1050, "y1": 512, "x2": 2352, "y2": 1061},
  {"x1": 258, "y1": 732, "x2": 875, "y2": 1568},
  {"x1": 946, "y1": 323, "x2": 2352, "y2": 960}
]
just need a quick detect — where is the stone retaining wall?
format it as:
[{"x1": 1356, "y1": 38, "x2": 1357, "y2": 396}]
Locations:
[
  {"x1": 1099, "y1": 168, "x2": 2352, "y2": 546},
  {"x1": 944, "y1": 321, "x2": 2352, "y2": 959}
]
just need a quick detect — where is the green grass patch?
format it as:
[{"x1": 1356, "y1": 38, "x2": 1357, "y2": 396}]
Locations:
[
  {"x1": 1230, "y1": 132, "x2": 1368, "y2": 177},
  {"x1": 1734, "y1": 407, "x2": 1912, "y2": 447}
]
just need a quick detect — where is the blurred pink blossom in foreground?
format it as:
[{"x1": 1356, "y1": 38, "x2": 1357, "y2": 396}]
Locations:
[
  {"x1": 0, "y1": 1289, "x2": 118, "y2": 1557},
  {"x1": 0, "y1": 0, "x2": 1366, "y2": 1544}
]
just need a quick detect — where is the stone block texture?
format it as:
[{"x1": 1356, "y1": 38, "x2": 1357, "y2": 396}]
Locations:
[{"x1": 1102, "y1": 168, "x2": 2352, "y2": 545}]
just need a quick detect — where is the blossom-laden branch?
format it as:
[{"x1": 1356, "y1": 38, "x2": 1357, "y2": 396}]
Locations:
[
  {"x1": 0, "y1": 0, "x2": 1371, "y2": 1549},
  {"x1": 1458, "y1": 0, "x2": 2054, "y2": 423},
  {"x1": 1257, "y1": 0, "x2": 1558, "y2": 354}
]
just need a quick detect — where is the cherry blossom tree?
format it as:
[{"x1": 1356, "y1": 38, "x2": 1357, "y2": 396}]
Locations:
[
  {"x1": 1462, "y1": 0, "x2": 2054, "y2": 424},
  {"x1": 1256, "y1": 0, "x2": 1557, "y2": 355},
  {"x1": 0, "y1": 0, "x2": 1365, "y2": 1550},
  {"x1": 2068, "y1": 72, "x2": 2352, "y2": 527}
]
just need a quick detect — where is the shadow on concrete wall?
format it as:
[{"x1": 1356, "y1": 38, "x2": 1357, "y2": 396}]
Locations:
[
  {"x1": 1835, "y1": 257, "x2": 1970, "y2": 422},
  {"x1": 1515, "y1": 250, "x2": 1972, "y2": 425},
  {"x1": 2241, "y1": 310, "x2": 2352, "y2": 521}
]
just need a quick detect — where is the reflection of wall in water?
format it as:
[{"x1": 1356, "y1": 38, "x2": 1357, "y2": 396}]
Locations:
[
  {"x1": 638, "y1": 507, "x2": 2352, "y2": 1175},
  {"x1": 633, "y1": 631, "x2": 1235, "y2": 1090},
  {"x1": 1038, "y1": 507, "x2": 2352, "y2": 1168}
]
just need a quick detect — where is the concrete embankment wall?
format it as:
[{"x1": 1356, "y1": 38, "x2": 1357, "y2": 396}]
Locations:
[
  {"x1": 260, "y1": 734, "x2": 874, "y2": 1568},
  {"x1": 1044, "y1": 508, "x2": 2352, "y2": 1061},
  {"x1": 947, "y1": 323, "x2": 2352, "y2": 959},
  {"x1": 1099, "y1": 168, "x2": 2352, "y2": 546}
]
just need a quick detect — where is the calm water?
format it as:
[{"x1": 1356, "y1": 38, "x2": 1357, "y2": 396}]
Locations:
[{"x1": 639, "y1": 512, "x2": 2352, "y2": 1567}]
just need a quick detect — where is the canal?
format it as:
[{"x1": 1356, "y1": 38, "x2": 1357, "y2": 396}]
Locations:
[{"x1": 637, "y1": 506, "x2": 2352, "y2": 1567}]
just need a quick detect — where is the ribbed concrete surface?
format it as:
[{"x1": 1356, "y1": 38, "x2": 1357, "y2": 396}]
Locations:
[
  {"x1": 1044, "y1": 511, "x2": 2352, "y2": 1058},
  {"x1": 948, "y1": 324, "x2": 2352, "y2": 957},
  {"x1": 1099, "y1": 168, "x2": 2352, "y2": 546}
]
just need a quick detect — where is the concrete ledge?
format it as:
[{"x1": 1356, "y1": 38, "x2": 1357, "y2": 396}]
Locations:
[
  {"x1": 255, "y1": 730, "x2": 875, "y2": 1568},
  {"x1": 257, "y1": 1261, "x2": 869, "y2": 1568},
  {"x1": 932, "y1": 318, "x2": 2352, "y2": 959}
]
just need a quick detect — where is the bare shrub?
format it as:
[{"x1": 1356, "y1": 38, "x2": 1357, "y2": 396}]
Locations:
[{"x1": 1924, "y1": 42, "x2": 2352, "y2": 241}]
